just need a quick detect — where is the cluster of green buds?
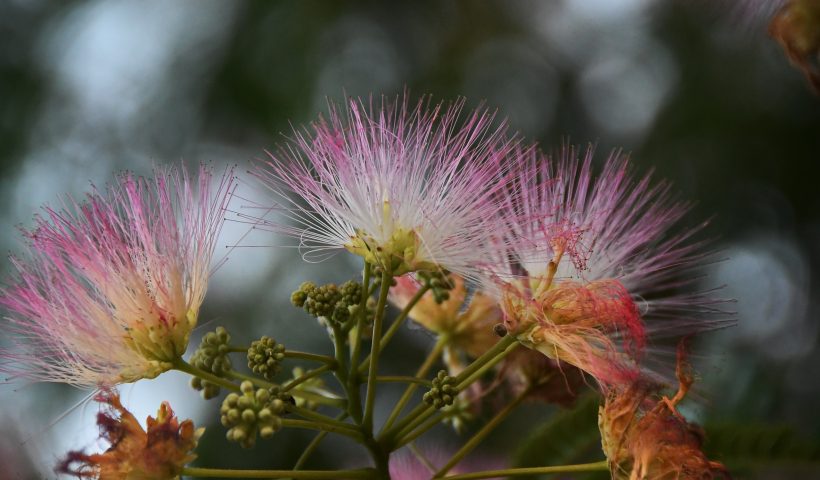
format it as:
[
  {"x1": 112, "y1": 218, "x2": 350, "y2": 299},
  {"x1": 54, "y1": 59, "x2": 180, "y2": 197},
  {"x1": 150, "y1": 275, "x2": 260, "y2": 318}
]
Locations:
[
  {"x1": 416, "y1": 269, "x2": 455, "y2": 303},
  {"x1": 220, "y1": 381, "x2": 292, "y2": 448},
  {"x1": 290, "y1": 280, "x2": 366, "y2": 326},
  {"x1": 423, "y1": 370, "x2": 459, "y2": 409},
  {"x1": 190, "y1": 327, "x2": 232, "y2": 399},
  {"x1": 247, "y1": 336, "x2": 285, "y2": 381}
]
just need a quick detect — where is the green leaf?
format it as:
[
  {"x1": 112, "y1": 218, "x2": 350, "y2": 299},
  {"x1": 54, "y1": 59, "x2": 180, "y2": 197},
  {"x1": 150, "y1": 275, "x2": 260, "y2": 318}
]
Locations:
[
  {"x1": 512, "y1": 394, "x2": 609, "y2": 479},
  {"x1": 704, "y1": 421, "x2": 820, "y2": 471}
]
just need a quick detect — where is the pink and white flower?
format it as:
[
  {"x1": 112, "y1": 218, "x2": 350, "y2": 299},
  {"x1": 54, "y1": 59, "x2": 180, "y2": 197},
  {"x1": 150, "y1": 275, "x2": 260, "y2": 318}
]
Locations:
[
  {"x1": 252, "y1": 95, "x2": 520, "y2": 279},
  {"x1": 488, "y1": 145, "x2": 732, "y2": 388},
  {"x1": 0, "y1": 165, "x2": 235, "y2": 388}
]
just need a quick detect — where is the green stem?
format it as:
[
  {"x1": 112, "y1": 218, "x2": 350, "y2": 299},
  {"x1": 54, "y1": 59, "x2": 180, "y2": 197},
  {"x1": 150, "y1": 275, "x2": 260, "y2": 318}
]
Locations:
[
  {"x1": 349, "y1": 262, "x2": 372, "y2": 370},
  {"x1": 381, "y1": 336, "x2": 448, "y2": 432},
  {"x1": 285, "y1": 351, "x2": 338, "y2": 365},
  {"x1": 281, "y1": 419, "x2": 365, "y2": 442},
  {"x1": 376, "y1": 376, "x2": 432, "y2": 387},
  {"x1": 358, "y1": 283, "x2": 432, "y2": 374},
  {"x1": 393, "y1": 412, "x2": 444, "y2": 448},
  {"x1": 453, "y1": 335, "x2": 516, "y2": 387},
  {"x1": 181, "y1": 467, "x2": 376, "y2": 479},
  {"x1": 283, "y1": 364, "x2": 335, "y2": 392},
  {"x1": 455, "y1": 341, "x2": 519, "y2": 391},
  {"x1": 379, "y1": 402, "x2": 429, "y2": 445},
  {"x1": 226, "y1": 369, "x2": 271, "y2": 386},
  {"x1": 391, "y1": 407, "x2": 437, "y2": 446},
  {"x1": 363, "y1": 268, "x2": 392, "y2": 431},
  {"x1": 436, "y1": 460, "x2": 610, "y2": 479},
  {"x1": 434, "y1": 388, "x2": 530, "y2": 477},
  {"x1": 291, "y1": 413, "x2": 349, "y2": 472},
  {"x1": 287, "y1": 405, "x2": 358, "y2": 432},
  {"x1": 381, "y1": 335, "x2": 518, "y2": 445},
  {"x1": 172, "y1": 358, "x2": 239, "y2": 391}
]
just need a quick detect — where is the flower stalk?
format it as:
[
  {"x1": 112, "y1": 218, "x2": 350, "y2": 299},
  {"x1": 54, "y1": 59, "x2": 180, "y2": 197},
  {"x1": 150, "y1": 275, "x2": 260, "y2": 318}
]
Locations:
[
  {"x1": 180, "y1": 467, "x2": 377, "y2": 479},
  {"x1": 438, "y1": 460, "x2": 610, "y2": 479}
]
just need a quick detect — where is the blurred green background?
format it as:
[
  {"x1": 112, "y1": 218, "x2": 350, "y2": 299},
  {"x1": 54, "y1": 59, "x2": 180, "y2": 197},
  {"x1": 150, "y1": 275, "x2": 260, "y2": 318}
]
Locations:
[{"x1": 0, "y1": 1, "x2": 818, "y2": 479}]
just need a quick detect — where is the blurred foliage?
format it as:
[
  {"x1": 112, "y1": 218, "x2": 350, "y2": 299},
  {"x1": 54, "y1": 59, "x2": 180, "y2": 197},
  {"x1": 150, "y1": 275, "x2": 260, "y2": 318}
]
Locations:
[
  {"x1": 704, "y1": 421, "x2": 820, "y2": 473},
  {"x1": 513, "y1": 395, "x2": 608, "y2": 480}
]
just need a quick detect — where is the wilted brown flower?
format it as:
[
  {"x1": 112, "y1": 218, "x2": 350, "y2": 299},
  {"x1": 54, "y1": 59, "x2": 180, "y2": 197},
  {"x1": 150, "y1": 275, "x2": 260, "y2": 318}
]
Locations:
[
  {"x1": 58, "y1": 392, "x2": 203, "y2": 480},
  {"x1": 598, "y1": 344, "x2": 730, "y2": 480},
  {"x1": 390, "y1": 274, "x2": 501, "y2": 360},
  {"x1": 501, "y1": 347, "x2": 587, "y2": 407},
  {"x1": 770, "y1": 0, "x2": 820, "y2": 92}
]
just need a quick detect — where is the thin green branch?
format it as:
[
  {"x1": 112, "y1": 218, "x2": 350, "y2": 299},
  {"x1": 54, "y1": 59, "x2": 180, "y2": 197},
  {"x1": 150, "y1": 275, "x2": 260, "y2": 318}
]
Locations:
[
  {"x1": 357, "y1": 283, "x2": 432, "y2": 374},
  {"x1": 285, "y1": 351, "x2": 338, "y2": 365},
  {"x1": 291, "y1": 413, "x2": 349, "y2": 472},
  {"x1": 283, "y1": 364, "x2": 335, "y2": 392},
  {"x1": 171, "y1": 358, "x2": 239, "y2": 392},
  {"x1": 363, "y1": 268, "x2": 392, "y2": 431},
  {"x1": 453, "y1": 334, "x2": 517, "y2": 387},
  {"x1": 376, "y1": 376, "x2": 433, "y2": 387},
  {"x1": 455, "y1": 341, "x2": 520, "y2": 391},
  {"x1": 287, "y1": 405, "x2": 359, "y2": 432},
  {"x1": 380, "y1": 335, "x2": 518, "y2": 445},
  {"x1": 349, "y1": 262, "x2": 372, "y2": 370},
  {"x1": 393, "y1": 412, "x2": 445, "y2": 448},
  {"x1": 434, "y1": 387, "x2": 530, "y2": 477},
  {"x1": 181, "y1": 467, "x2": 376, "y2": 479},
  {"x1": 379, "y1": 402, "x2": 430, "y2": 445},
  {"x1": 381, "y1": 335, "x2": 447, "y2": 432},
  {"x1": 392, "y1": 407, "x2": 437, "y2": 446},
  {"x1": 281, "y1": 419, "x2": 365, "y2": 442},
  {"x1": 438, "y1": 460, "x2": 610, "y2": 479}
]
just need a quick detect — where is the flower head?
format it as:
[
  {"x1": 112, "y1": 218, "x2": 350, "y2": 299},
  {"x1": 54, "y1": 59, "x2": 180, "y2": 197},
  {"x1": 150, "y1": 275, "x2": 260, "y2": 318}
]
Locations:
[
  {"x1": 488, "y1": 145, "x2": 732, "y2": 389},
  {"x1": 57, "y1": 391, "x2": 203, "y2": 480},
  {"x1": 0, "y1": 165, "x2": 235, "y2": 388},
  {"x1": 253, "y1": 95, "x2": 518, "y2": 278},
  {"x1": 598, "y1": 343, "x2": 730, "y2": 480}
]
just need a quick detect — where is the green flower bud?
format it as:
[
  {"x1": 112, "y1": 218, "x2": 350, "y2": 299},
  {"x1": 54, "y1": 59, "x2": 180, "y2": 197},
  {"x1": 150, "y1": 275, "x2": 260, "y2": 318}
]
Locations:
[
  {"x1": 423, "y1": 370, "x2": 459, "y2": 409},
  {"x1": 247, "y1": 336, "x2": 286, "y2": 381},
  {"x1": 189, "y1": 327, "x2": 233, "y2": 400},
  {"x1": 220, "y1": 381, "x2": 287, "y2": 449}
]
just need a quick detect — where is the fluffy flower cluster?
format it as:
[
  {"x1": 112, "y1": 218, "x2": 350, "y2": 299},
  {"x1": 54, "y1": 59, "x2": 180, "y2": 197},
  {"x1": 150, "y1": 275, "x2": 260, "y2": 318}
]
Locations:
[
  {"x1": 0, "y1": 165, "x2": 235, "y2": 388},
  {"x1": 487, "y1": 145, "x2": 731, "y2": 389},
  {"x1": 253, "y1": 95, "x2": 518, "y2": 280}
]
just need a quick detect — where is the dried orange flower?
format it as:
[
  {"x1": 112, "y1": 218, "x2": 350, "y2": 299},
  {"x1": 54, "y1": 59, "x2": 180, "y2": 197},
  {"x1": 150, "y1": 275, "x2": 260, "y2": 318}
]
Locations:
[
  {"x1": 58, "y1": 392, "x2": 203, "y2": 480},
  {"x1": 390, "y1": 274, "x2": 501, "y2": 360},
  {"x1": 598, "y1": 346, "x2": 729, "y2": 480},
  {"x1": 770, "y1": 0, "x2": 820, "y2": 92}
]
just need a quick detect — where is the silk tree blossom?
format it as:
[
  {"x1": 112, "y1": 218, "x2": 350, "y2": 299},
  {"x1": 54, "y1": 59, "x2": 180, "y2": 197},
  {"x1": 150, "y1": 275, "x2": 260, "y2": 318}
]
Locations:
[
  {"x1": 487, "y1": 145, "x2": 732, "y2": 389},
  {"x1": 0, "y1": 165, "x2": 235, "y2": 388},
  {"x1": 253, "y1": 95, "x2": 519, "y2": 278}
]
